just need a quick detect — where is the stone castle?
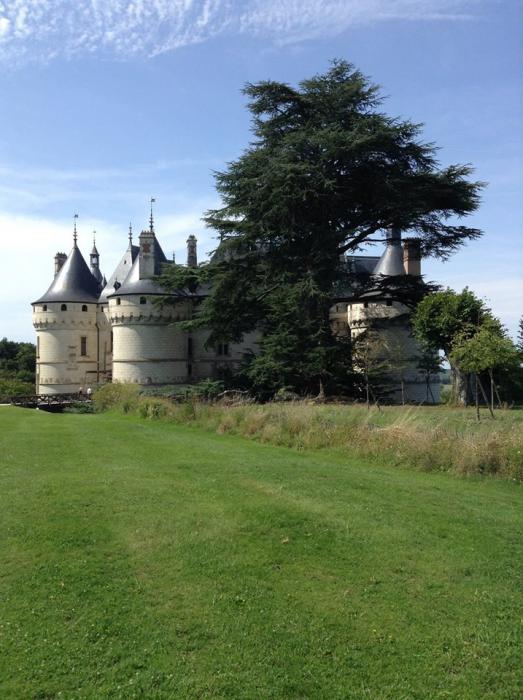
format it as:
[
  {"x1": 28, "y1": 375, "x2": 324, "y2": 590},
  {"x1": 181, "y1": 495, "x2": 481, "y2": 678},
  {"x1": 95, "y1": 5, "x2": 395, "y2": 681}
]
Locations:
[{"x1": 32, "y1": 213, "x2": 439, "y2": 402}]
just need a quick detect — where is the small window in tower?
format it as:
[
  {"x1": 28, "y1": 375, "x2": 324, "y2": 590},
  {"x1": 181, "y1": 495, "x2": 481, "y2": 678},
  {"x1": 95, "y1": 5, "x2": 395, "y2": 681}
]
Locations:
[
  {"x1": 80, "y1": 336, "x2": 87, "y2": 356},
  {"x1": 386, "y1": 300, "x2": 392, "y2": 307},
  {"x1": 140, "y1": 296, "x2": 147, "y2": 305},
  {"x1": 116, "y1": 298, "x2": 121, "y2": 306},
  {"x1": 363, "y1": 302, "x2": 369, "y2": 309},
  {"x1": 36, "y1": 337, "x2": 40, "y2": 359},
  {"x1": 82, "y1": 304, "x2": 88, "y2": 312},
  {"x1": 61, "y1": 304, "x2": 67, "y2": 311},
  {"x1": 187, "y1": 363, "x2": 192, "y2": 377},
  {"x1": 42, "y1": 304, "x2": 47, "y2": 312},
  {"x1": 110, "y1": 331, "x2": 113, "y2": 352}
]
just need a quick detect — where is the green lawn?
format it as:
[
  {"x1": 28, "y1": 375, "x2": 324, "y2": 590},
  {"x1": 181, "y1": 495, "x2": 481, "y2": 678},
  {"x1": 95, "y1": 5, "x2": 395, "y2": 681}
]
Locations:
[{"x1": 0, "y1": 407, "x2": 522, "y2": 699}]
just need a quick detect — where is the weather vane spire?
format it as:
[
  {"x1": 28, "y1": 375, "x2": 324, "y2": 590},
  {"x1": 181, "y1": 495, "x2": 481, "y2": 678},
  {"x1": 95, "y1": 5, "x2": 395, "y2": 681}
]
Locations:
[
  {"x1": 73, "y1": 213, "x2": 78, "y2": 245},
  {"x1": 149, "y1": 197, "x2": 156, "y2": 233}
]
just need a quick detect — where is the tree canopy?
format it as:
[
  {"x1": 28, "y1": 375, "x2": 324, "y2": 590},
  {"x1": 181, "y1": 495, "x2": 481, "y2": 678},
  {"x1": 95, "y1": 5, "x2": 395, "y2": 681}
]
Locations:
[{"x1": 159, "y1": 60, "x2": 483, "y2": 396}]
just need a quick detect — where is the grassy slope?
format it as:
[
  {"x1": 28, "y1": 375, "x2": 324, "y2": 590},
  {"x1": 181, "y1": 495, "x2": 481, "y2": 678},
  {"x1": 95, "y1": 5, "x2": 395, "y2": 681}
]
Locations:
[{"x1": 0, "y1": 407, "x2": 521, "y2": 700}]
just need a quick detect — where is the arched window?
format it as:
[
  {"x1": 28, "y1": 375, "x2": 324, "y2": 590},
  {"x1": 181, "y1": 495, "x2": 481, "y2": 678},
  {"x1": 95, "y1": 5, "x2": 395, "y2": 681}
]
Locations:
[
  {"x1": 82, "y1": 304, "x2": 88, "y2": 312},
  {"x1": 116, "y1": 298, "x2": 121, "y2": 306},
  {"x1": 140, "y1": 296, "x2": 147, "y2": 305},
  {"x1": 61, "y1": 304, "x2": 67, "y2": 311}
]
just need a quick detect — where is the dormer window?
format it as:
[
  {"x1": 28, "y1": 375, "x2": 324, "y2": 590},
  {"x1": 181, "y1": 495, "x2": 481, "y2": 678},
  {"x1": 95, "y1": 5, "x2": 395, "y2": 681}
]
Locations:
[
  {"x1": 140, "y1": 296, "x2": 147, "y2": 305},
  {"x1": 82, "y1": 305, "x2": 88, "y2": 312},
  {"x1": 61, "y1": 304, "x2": 67, "y2": 311}
]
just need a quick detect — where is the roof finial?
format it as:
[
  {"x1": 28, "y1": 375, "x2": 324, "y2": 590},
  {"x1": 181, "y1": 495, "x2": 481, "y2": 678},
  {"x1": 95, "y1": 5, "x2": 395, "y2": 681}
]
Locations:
[
  {"x1": 73, "y1": 213, "x2": 78, "y2": 245},
  {"x1": 149, "y1": 197, "x2": 156, "y2": 233},
  {"x1": 92, "y1": 230, "x2": 96, "y2": 246},
  {"x1": 128, "y1": 222, "x2": 133, "y2": 244},
  {"x1": 172, "y1": 250, "x2": 176, "y2": 263}
]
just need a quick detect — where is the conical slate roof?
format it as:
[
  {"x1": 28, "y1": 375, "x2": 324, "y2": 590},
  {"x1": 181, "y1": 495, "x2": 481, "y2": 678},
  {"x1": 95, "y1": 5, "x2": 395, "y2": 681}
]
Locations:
[
  {"x1": 373, "y1": 229, "x2": 405, "y2": 277},
  {"x1": 34, "y1": 244, "x2": 101, "y2": 304},
  {"x1": 111, "y1": 234, "x2": 169, "y2": 296},
  {"x1": 98, "y1": 241, "x2": 139, "y2": 303}
]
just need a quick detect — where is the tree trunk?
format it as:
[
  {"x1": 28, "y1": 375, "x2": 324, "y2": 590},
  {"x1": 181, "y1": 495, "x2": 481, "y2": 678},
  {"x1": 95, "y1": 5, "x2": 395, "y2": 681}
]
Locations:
[
  {"x1": 452, "y1": 365, "x2": 469, "y2": 406},
  {"x1": 478, "y1": 375, "x2": 495, "y2": 419},
  {"x1": 488, "y1": 369, "x2": 495, "y2": 412},
  {"x1": 475, "y1": 374, "x2": 480, "y2": 422}
]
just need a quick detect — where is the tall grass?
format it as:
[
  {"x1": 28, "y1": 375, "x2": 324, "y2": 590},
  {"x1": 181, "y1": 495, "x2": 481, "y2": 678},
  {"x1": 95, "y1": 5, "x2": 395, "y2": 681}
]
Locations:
[{"x1": 94, "y1": 385, "x2": 523, "y2": 481}]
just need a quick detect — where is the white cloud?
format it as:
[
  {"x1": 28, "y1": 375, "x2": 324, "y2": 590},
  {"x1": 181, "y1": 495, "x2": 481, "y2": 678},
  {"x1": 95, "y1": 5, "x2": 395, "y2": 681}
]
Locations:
[
  {"x1": 0, "y1": 203, "x2": 217, "y2": 340},
  {"x1": 0, "y1": 0, "x2": 482, "y2": 64}
]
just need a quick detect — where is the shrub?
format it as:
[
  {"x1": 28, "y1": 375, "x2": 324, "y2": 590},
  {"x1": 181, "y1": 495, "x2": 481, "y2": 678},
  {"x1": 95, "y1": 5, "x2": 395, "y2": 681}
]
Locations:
[{"x1": 92, "y1": 383, "x2": 140, "y2": 412}]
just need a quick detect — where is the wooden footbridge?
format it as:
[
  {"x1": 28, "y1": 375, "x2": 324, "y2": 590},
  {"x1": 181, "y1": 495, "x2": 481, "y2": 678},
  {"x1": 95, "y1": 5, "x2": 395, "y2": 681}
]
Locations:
[{"x1": 9, "y1": 394, "x2": 91, "y2": 412}]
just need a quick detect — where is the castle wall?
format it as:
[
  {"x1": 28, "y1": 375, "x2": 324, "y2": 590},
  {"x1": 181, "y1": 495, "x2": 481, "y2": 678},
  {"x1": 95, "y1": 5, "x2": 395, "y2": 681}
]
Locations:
[{"x1": 33, "y1": 302, "x2": 100, "y2": 394}]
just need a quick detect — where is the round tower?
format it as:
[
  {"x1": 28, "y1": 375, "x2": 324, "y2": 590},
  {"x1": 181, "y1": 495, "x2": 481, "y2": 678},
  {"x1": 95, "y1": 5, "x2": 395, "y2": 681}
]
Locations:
[
  {"x1": 108, "y1": 225, "x2": 192, "y2": 385},
  {"x1": 32, "y1": 231, "x2": 103, "y2": 394},
  {"x1": 347, "y1": 229, "x2": 439, "y2": 403}
]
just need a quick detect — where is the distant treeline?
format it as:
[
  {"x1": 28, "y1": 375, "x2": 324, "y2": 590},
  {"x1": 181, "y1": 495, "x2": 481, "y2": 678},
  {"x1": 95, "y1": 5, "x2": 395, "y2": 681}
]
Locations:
[{"x1": 0, "y1": 337, "x2": 36, "y2": 399}]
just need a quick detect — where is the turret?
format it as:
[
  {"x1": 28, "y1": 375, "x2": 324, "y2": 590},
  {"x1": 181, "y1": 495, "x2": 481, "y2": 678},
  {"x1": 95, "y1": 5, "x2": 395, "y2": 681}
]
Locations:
[
  {"x1": 187, "y1": 235, "x2": 197, "y2": 268},
  {"x1": 90, "y1": 234, "x2": 103, "y2": 284},
  {"x1": 32, "y1": 223, "x2": 102, "y2": 394}
]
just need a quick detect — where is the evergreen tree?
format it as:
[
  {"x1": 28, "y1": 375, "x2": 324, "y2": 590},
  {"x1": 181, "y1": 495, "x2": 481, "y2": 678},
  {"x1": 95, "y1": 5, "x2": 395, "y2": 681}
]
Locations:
[{"x1": 160, "y1": 60, "x2": 483, "y2": 396}]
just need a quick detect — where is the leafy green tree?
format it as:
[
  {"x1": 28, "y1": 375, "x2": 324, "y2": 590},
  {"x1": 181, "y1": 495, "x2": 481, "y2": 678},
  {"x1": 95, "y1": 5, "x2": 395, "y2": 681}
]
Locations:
[
  {"x1": 160, "y1": 60, "x2": 483, "y2": 397},
  {"x1": 412, "y1": 288, "x2": 501, "y2": 404},
  {"x1": 0, "y1": 337, "x2": 36, "y2": 385},
  {"x1": 450, "y1": 325, "x2": 520, "y2": 418}
]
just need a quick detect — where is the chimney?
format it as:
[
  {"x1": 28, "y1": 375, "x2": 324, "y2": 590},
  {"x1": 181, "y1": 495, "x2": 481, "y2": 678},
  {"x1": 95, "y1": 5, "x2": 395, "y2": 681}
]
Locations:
[
  {"x1": 138, "y1": 229, "x2": 156, "y2": 279},
  {"x1": 187, "y1": 235, "x2": 197, "y2": 268},
  {"x1": 54, "y1": 252, "x2": 67, "y2": 277},
  {"x1": 403, "y1": 238, "x2": 421, "y2": 276}
]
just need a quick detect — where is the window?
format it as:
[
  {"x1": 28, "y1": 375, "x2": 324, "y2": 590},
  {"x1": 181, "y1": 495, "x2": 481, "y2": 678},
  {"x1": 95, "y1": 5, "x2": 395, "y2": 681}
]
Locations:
[
  {"x1": 363, "y1": 302, "x2": 368, "y2": 309},
  {"x1": 80, "y1": 336, "x2": 87, "y2": 356},
  {"x1": 386, "y1": 300, "x2": 392, "y2": 307},
  {"x1": 187, "y1": 363, "x2": 192, "y2": 377},
  {"x1": 140, "y1": 296, "x2": 147, "y2": 305},
  {"x1": 36, "y1": 336, "x2": 40, "y2": 359},
  {"x1": 82, "y1": 304, "x2": 88, "y2": 312},
  {"x1": 61, "y1": 304, "x2": 67, "y2": 311},
  {"x1": 42, "y1": 304, "x2": 47, "y2": 312},
  {"x1": 110, "y1": 331, "x2": 113, "y2": 353},
  {"x1": 116, "y1": 298, "x2": 121, "y2": 306},
  {"x1": 217, "y1": 343, "x2": 229, "y2": 356}
]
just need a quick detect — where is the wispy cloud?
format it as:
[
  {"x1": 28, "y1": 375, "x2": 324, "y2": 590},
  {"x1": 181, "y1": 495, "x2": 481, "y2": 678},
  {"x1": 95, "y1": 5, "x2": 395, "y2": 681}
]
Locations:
[{"x1": 0, "y1": 0, "x2": 482, "y2": 64}]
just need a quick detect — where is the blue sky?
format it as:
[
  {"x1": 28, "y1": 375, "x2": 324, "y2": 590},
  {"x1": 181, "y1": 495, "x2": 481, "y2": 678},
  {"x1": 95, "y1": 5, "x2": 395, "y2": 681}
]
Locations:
[{"x1": 0, "y1": 0, "x2": 521, "y2": 342}]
